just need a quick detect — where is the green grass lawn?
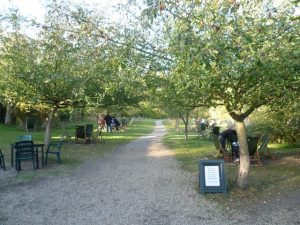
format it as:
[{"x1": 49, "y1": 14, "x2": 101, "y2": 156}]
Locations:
[
  {"x1": 0, "y1": 118, "x2": 155, "y2": 184},
  {"x1": 163, "y1": 120, "x2": 300, "y2": 209}
]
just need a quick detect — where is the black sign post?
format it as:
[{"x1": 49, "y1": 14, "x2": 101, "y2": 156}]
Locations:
[{"x1": 199, "y1": 160, "x2": 227, "y2": 193}]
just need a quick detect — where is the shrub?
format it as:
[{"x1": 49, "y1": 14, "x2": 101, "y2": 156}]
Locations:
[{"x1": 248, "y1": 105, "x2": 300, "y2": 143}]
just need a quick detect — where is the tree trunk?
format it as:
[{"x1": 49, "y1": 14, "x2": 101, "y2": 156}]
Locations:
[
  {"x1": 184, "y1": 115, "x2": 189, "y2": 141},
  {"x1": 175, "y1": 118, "x2": 180, "y2": 132},
  {"x1": 4, "y1": 105, "x2": 13, "y2": 125},
  {"x1": 44, "y1": 107, "x2": 58, "y2": 150},
  {"x1": 235, "y1": 120, "x2": 250, "y2": 190},
  {"x1": 179, "y1": 113, "x2": 189, "y2": 141}
]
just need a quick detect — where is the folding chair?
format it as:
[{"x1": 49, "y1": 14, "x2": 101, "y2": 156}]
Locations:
[
  {"x1": 256, "y1": 134, "x2": 274, "y2": 160},
  {"x1": 247, "y1": 136, "x2": 261, "y2": 165},
  {"x1": 92, "y1": 126, "x2": 104, "y2": 144},
  {"x1": 211, "y1": 134, "x2": 225, "y2": 158}
]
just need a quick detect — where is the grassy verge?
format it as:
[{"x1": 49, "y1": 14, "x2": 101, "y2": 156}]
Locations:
[
  {"x1": 163, "y1": 120, "x2": 300, "y2": 209},
  {"x1": 0, "y1": 118, "x2": 155, "y2": 186}
]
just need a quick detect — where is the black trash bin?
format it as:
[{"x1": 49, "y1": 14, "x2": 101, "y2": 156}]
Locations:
[
  {"x1": 247, "y1": 136, "x2": 260, "y2": 156},
  {"x1": 212, "y1": 126, "x2": 220, "y2": 136}
]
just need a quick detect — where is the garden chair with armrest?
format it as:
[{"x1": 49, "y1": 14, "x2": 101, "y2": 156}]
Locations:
[
  {"x1": 17, "y1": 135, "x2": 32, "y2": 142},
  {"x1": 15, "y1": 141, "x2": 35, "y2": 172},
  {"x1": 45, "y1": 136, "x2": 63, "y2": 165}
]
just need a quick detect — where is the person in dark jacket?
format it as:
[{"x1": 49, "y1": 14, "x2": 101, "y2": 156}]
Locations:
[
  {"x1": 219, "y1": 128, "x2": 239, "y2": 162},
  {"x1": 104, "y1": 114, "x2": 112, "y2": 132}
]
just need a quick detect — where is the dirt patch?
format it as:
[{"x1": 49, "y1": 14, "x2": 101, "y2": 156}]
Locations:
[
  {"x1": 276, "y1": 155, "x2": 300, "y2": 165},
  {"x1": 262, "y1": 153, "x2": 300, "y2": 166}
]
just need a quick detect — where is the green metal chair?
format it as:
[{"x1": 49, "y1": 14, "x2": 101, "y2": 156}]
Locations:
[
  {"x1": 45, "y1": 137, "x2": 63, "y2": 165},
  {"x1": 15, "y1": 141, "x2": 35, "y2": 172},
  {"x1": 17, "y1": 135, "x2": 32, "y2": 142},
  {"x1": 0, "y1": 149, "x2": 6, "y2": 171}
]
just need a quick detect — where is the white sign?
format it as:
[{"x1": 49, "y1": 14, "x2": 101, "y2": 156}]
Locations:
[{"x1": 204, "y1": 166, "x2": 220, "y2": 186}]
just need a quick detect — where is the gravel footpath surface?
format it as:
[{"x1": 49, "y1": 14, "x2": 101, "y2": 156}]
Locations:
[{"x1": 0, "y1": 121, "x2": 299, "y2": 225}]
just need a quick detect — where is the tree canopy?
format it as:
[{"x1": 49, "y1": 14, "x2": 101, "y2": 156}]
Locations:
[{"x1": 0, "y1": 0, "x2": 299, "y2": 189}]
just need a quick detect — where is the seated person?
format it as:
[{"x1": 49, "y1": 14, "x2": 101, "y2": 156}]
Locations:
[{"x1": 219, "y1": 128, "x2": 239, "y2": 162}]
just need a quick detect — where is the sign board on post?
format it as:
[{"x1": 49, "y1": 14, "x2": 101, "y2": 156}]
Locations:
[{"x1": 199, "y1": 160, "x2": 227, "y2": 193}]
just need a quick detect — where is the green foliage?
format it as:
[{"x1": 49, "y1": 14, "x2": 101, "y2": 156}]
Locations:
[
  {"x1": 138, "y1": 101, "x2": 167, "y2": 119},
  {"x1": 168, "y1": 1, "x2": 299, "y2": 118},
  {"x1": 248, "y1": 104, "x2": 300, "y2": 143},
  {"x1": 57, "y1": 108, "x2": 72, "y2": 122},
  {"x1": 139, "y1": 0, "x2": 300, "y2": 135}
]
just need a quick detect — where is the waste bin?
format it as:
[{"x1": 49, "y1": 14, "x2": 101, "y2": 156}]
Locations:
[
  {"x1": 26, "y1": 117, "x2": 36, "y2": 131},
  {"x1": 212, "y1": 126, "x2": 220, "y2": 136},
  {"x1": 247, "y1": 136, "x2": 259, "y2": 156}
]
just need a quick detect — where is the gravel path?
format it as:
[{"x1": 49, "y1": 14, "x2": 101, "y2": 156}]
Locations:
[{"x1": 0, "y1": 121, "x2": 299, "y2": 225}]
